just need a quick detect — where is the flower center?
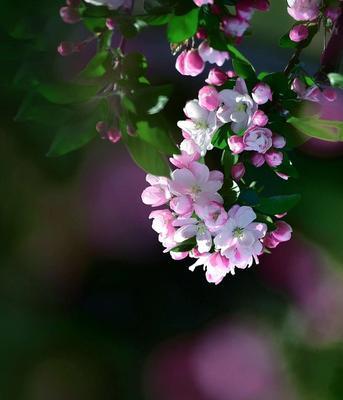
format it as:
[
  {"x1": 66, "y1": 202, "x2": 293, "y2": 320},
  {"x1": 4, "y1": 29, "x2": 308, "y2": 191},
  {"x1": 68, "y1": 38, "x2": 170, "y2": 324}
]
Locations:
[
  {"x1": 236, "y1": 103, "x2": 247, "y2": 113},
  {"x1": 191, "y1": 184, "x2": 202, "y2": 196},
  {"x1": 195, "y1": 120, "x2": 208, "y2": 130},
  {"x1": 233, "y1": 226, "x2": 244, "y2": 238}
]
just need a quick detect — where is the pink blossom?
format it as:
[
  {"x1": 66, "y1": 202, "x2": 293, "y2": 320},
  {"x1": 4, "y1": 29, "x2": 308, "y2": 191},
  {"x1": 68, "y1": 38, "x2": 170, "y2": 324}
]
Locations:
[
  {"x1": 222, "y1": 16, "x2": 250, "y2": 38},
  {"x1": 141, "y1": 175, "x2": 171, "y2": 207},
  {"x1": 291, "y1": 77, "x2": 306, "y2": 96},
  {"x1": 190, "y1": 252, "x2": 233, "y2": 284},
  {"x1": 243, "y1": 126, "x2": 273, "y2": 154},
  {"x1": 169, "y1": 161, "x2": 223, "y2": 205},
  {"x1": 214, "y1": 205, "x2": 267, "y2": 269},
  {"x1": 265, "y1": 149, "x2": 284, "y2": 167},
  {"x1": 272, "y1": 221, "x2": 293, "y2": 242},
  {"x1": 170, "y1": 251, "x2": 189, "y2": 260},
  {"x1": 193, "y1": 0, "x2": 213, "y2": 6},
  {"x1": 231, "y1": 162, "x2": 246, "y2": 181},
  {"x1": 228, "y1": 135, "x2": 245, "y2": 154},
  {"x1": 289, "y1": 24, "x2": 309, "y2": 42},
  {"x1": 287, "y1": 0, "x2": 320, "y2": 21},
  {"x1": 198, "y1": 86, "x2": 220, "y2": 111},
  {"x1": 251, "y1": 152, "x2": 265, "y2": 167},
  {"x1": 174, "y1": 217, "x2": 212, "y2": 253},
  {"x1": 263, "y1": 232, "x2": 280, "y2": 248},
  {"x1": 252, "y1": 110, "x2": 269, "y2": 126},
  {"x1": 170, "y1": 195, "x2": 193, "y2": 216},
  {"x1": 195, "y1": 201, "x2": 228, "y2": 233},
  {"x1": 198, "y1": 41, "x2": 230, "y2": 67},
  {"x1": 149, "y1": 209, "x2": 176, "y2": 250},
  {"x1": 323, "y1": 87, "x2": 337, "y2": 102},
  {"x1": 175, "y1": 50, "x2": 205, "y2": 77},
  {"x1": 272, "y1": 134, "x2": 286, "y2": 149},
  {"x1": 205, "y1": 68, "x2": 228, "y2": 86},
  {"x1": 252, "y1": 82, "x2": 272, "y2": 105}
]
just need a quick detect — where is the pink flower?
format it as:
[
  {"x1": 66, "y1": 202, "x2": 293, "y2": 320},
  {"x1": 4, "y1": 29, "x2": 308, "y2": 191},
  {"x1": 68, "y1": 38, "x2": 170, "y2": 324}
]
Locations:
[
  {"x1": 198, "y1": 86, "x2": 220, "y2": 111},
  {"x1": 265, "y1": 149, "x2": 284, "y2": 167},
  {"x1": 287, "y1": 0, "x2": 320, "y2": 21},
  {"x1": 170, "y1": 195, "x2": 193, "y2": 216},
  {"x1": 195, "y1": 201, "x2": 228, "y2": 233},
  {"x1": 174, "y1": 217, "x2": 212, "y2": 253},
  {"x1": 251, "y1": 152, "x2": 265, "y2": 167},
  {"x1": 149, "y1": 209, "x2": 176, "y2": 250},
  {"x1": 190, "y1": 252, "x2": 233, "y2": 284},
  {"x1": 272, "y1": 221, "x2": 293, "y2": 242},
  {"x1": 228, "y1": 135, "x2": 245, "y2": 154},
  {"x1": 198, "y1": 41, "x2": 230, "y2": 67},
  {"x1": 205, "y1": 68, "x2": 228, "y2": 86},
  {"x1": 243, "y1": 126, "x2": 273, "y2": 154},
  {"x1": 291, "y1": 77, "x2": 306, "y2": 96},
  {"x1": 231, "y1": 162, "x2": 246, "y2": 181},
  {"x1": 289, "y1": 24, "x2": 309, "y2": 42},
  {"x1": 169, "y1": 161, "x2": 223, "y2": 205},
  {"x1": 175, "y1": 50, "x2": 205, "y2": 77},
  {"x1": 252, "y1": 82, "x2": 272, "y2": 105},
  {"x1": 193, "y1": 0, "x2": 213, "y2": 6},
  {"x1": 222, "y1": 16, "x2": 250, "y2": 38},
  {"x1": 141, "y1": 175, "x2": 171, "y2": 207},
  {"x1": 214, "y1": 205, "x2": 267, "y2": 269},
  {"x1": 272, "y1": 134, "x2": 286, "y2": 149},
  {"x1": 252, "y1": 110, "x2": 269, "y2": 126}
]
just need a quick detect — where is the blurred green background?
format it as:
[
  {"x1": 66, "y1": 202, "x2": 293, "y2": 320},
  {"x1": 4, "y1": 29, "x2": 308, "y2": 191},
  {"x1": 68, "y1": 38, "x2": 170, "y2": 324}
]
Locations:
[{"x1": 1, "y1": 1, "x2": 343, "y2": 399}]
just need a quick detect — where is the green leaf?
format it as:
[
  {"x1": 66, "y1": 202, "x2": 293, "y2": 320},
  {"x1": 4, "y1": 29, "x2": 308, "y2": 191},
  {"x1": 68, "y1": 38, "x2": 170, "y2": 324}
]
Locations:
[
  {"x1": 38, "y1": 82, "x2": 99, "y2": 105},
  {"x1": 130, "y1": 84, "x2": 172, "y2": 115},
  {"x1": 135, "y1": 118, "x2": 178, "y2": 154},
  {"x1": 232, "y1": 58, "x2": 256, "y2": 80},
  {"x1": 287, "y1": 116, "x2": 343, "y2": 142},
  {"x1": 78, "y1": 50, "x2": 109, "y2": 79},
  {"x1": 328, "y1": 73, "x2": 343, "y2": 88},
  {"x1": 143, "y1": 14, "x2": 172, "y2": 26},
  {"x1": 122, "y1": 52, "x2": 148, "y2": 80},
  {"x1": 167, "y1": 8, "x2": 200, "y2": 43},
  {"x1": 212, "y1": 126, "x2": 229, "y2": 149},
  {"x1": 171, "y1": 238, "x2": 196, "y2": 253},
  {"x1": 125, "y1": 136, "x2": 170, "y2": 176},
  {"x1": 261, "y1": 72, "x2": 293, "y2": 96},
  {"x1": 256, "y1": 194, "x2": 301, "y2": 215},
  {"x1": 221, "y1": 148, "x2": 237, "y2": 174},
  {"x1": 226, "y1": 44, "x2": 253, "y2": 65},
  {"x1": 47, "y1": 101, "x2": 107, "y2": 157}
]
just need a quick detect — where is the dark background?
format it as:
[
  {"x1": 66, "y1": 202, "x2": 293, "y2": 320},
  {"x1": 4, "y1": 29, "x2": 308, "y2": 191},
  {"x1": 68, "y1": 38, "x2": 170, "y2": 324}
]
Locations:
[{"x1": 1, "y1": 1, "x2": 343, "y2": 399}]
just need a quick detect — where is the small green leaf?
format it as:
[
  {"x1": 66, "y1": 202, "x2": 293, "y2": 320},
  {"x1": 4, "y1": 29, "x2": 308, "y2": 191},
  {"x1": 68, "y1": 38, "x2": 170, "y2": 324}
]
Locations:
[
  {"x1": 167, "y1": 8, "x2": 200, "y2": 43},
  {"x1": 328, "y1": 73, "x2": 343, "y2": 88},
  {"x1": 130, "y1": 84, "x2": 172, "y2": 115},
  {"x1": 171, "y1": 238, "x2": 196, "y2": 253},
  {"x1": 38, "y1": 82, "x2": 99, "y2": 105},
  {"x1": 288, "y1": 116, "x2": 343, "y2": 142},
  {"x1": 78, "y1": 50, "x2": 109, "y2": 79},
  {"x1": 221, "y1": 148, "x2": 238, "y2": 174},
  {"x1": 232, "y1": 58, "x2": 256, "y2": 80},
  {"x1": 212, "y1": 126, "x2": 229, "y2": 149},
  {"x1": 256, "y1": 194, "x2": 301, "y2": 215}
]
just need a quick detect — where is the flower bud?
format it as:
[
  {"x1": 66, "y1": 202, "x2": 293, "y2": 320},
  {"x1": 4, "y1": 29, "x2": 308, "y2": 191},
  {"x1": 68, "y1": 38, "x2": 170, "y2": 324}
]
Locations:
[
  {"x1": 198, "y1": 86, "x2": 220, "y2": 111},
  {"x1": 251, "y1": 152, "x2": 265, "y2": 167},
  {"x1": 252, "y1": 110, "x2": 268, "y2": 126},
  {"x1": 205, "y1": 68, "x2": 228, "y2": 86},
  {"x1": 196, "y1": 27, "x2": 207, "y2": 39},
  {"x1": 271, "y1": 221, "x2": 292, "y2": 242},
  {"x1": 272, "y1": 134, "x2": 286, "y2": 149},
  {"x1": 106, "y1": 18, "x2": 116, "y2": 30},
  {"x1": 265, "y1": 149, "x2": 283, "y2": 167},
  {"x1": 175, "y1": 50, "x2": 205, "y2": 77},
  {"x1": 291, "y1": 77, "x2": 306, "y2": 96},
  {"x1": 254, "y1": 0, "x2": 270, "y2": 11},
  {"x1": 289, "y1": 24, "x2": 308, "y2": 42},
  {"x1": 323, "y1": 87, "x2": 337, "y2": 102},
  {"x1": 252, "y1": 82, "x2": 272, "y2": 104},
  {"x1": 57, "y1": 41, "x2": 75, "y2": 56},
  {"x1": 228, "y1": 135, "x2": 245, "y2": 154},
  {"x1": 226, "y1": 70, "x2": 237, "y2": 78},
  {"x1": 264, "y1": 232, "x2": 280, "y2": 249},
  {"x1": 59, "y1": 6, "x2": 80, "y2": 24},
  {"x1": 107, "y1": 128, "x2": 122, "y2": 143},
  {"x1": 231, "y1": 162, "x2": 246, "y2": 181}
]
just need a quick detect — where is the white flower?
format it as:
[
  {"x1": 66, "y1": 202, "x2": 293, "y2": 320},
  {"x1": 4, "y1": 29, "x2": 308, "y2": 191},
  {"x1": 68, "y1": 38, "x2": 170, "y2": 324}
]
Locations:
[
  {"x1": 177, "y1": 100, "x2": 220, "y2": 156},
  {"x1": 84, "y1": 0, "x2": 129, "y2": 9},
  {"x1": 217, "y1": 78, "x2": 257, "y2": 133},
  {"x1": 174, "y1": 217, "x2": 212, "y2": 253},
  {"x1": 214, "y1": 205, "x2": 267, "y2": 269}
]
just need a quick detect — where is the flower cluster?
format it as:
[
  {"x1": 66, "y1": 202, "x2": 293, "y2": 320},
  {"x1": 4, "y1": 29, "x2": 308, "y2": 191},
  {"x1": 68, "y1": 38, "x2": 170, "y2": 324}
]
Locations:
[
  {"x1": 143, "y1": 155, "x2": 289, "y2": 284},
  {"x1": 175, "y1": 0, "x2": 270, "y2": 76}
]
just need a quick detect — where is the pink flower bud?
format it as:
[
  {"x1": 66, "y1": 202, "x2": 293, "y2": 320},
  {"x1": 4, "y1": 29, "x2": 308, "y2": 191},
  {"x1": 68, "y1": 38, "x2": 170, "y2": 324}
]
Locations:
[
  {"x1": 107, "y1": 128, "x2": 122, "y2": 143},
  {"x1": 252, "y1": 110, "x2": 268, "y2": 126},
  {"x1": 251, "y1": 152, "x2": 265, "y2": 167},
  {"x1": 243, "y1": 126, "x2": 273, "y2": 153},
  {"x1": 59, "y1": 6, "x2": 80, "y2": 24},
  {"x1": 289, "y1": 24, "x2": 308, "y2": 42},
  {"x1": 287, "y1": 0, "x2": 320, "y2": 21},
  {"x1": 205, "y1": 68, "x2": 228, "y2": 86},
  {"x1": 291, "y1": 77, "x2": 306, "y2": 96},
  {"x1": 323, "y1": 87, "x2": 337, "y2": 102},
  {"x1": 196, "y1": 27, "x2": 207, "y2": 39},
  {"x1": 228, "y1": 135, "x2": 245, "y2": 154},
  {"x1": 57, "y1": 41, "x2": 75, "y2": 56},
  {"x1": 198, "y1": 86, "x2": 220, "y2": 111},
  {"x1": 226, "y1": 70, "x2": 237, "y2": 78},
  {"x1": 254, "y1": 0, "x2": 270, "y2": 11},
  {"x1": 272, "y1": 134, "x2": 286, "y2": 149},
  {"x1": 264, "y1": 232, "x2": 280, "y2": 248},
  {"x1": 271, "y1": 221, "x2": 292, "y2": 242},
  {"x1": 265, "y1": 149, "x2": 283, "y2": 167},
  {"x1": 252, "y1": 82, "x2": 272, "y2": 104},
  {"x1": 175, "y1": 50, "x2": 205, "y2": 77},
  {"x1": 106, "y1": 18, "x2": 116, "y2": 30},
  {"x1": 231, "y1": 162, "x2": 246, "y2": 181}
]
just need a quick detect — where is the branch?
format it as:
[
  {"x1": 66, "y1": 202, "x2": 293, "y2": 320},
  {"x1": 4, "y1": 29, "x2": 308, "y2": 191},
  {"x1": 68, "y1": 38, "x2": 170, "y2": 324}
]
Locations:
[{"x1": 283, "y1": 46, "x2": 303, "y2": 76}]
